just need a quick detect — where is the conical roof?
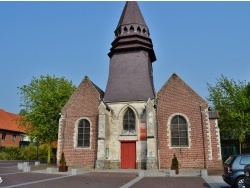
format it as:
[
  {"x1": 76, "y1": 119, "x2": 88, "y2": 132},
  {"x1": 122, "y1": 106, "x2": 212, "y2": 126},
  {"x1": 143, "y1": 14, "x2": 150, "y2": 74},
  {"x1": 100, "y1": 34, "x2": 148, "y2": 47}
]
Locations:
[
  {"x1": 104, "y1": 2, "x2": 156, "y2": 102},
  {"x1": 108, "y1": 1, "x2": 156, "y2": 62},
  {"x1": 116, "y1": 1, "x2": 147, "y2": 29}
]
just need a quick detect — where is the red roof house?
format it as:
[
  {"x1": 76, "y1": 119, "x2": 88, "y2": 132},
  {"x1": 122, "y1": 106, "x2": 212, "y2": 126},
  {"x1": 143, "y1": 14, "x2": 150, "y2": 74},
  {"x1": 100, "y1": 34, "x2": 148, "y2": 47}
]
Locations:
[{"x1": 0, "y1": 109, "x2": 26, "y2": 147}]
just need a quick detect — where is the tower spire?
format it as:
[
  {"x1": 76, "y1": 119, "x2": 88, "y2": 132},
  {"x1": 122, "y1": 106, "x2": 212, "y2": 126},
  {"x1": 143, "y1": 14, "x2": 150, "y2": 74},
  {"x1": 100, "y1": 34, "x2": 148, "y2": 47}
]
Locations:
[
  {"x1": 104, "y1": 2, "x2": 156, "y2": 102},
  {"x1": 108, "y1": 1, "x2": 156, "y2": 62},
  {"x1": 116, "y1": 1, "x2": 147, "y2": 30}
]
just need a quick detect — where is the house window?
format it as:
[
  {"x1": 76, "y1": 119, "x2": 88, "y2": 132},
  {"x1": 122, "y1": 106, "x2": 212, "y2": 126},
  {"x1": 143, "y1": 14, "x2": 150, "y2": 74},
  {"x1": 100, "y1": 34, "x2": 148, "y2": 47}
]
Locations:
[
  {"x1": 20, "y1": 134, "x2": 25, "y2": 141},
  {"x1": 170, "y1": 115, "x2": 188, "y2": 147},
  {"x1": 123, "y1": 108, "x2": 136, "y2": 133},
  {"x1": 12, "y1": 135, "x2": 16, "y2": 141},
  {"x1": 2, "y1": 133, "x2": 6, "y2": 140},
  {"x1": 77, "y1": 119, "x2": 90, "y2": 147}
]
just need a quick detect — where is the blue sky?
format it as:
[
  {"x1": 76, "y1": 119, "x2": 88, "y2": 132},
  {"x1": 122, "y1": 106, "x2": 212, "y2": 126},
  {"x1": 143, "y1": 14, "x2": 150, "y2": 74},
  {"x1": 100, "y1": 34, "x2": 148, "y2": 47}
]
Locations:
[{"x1": 1, "y1": 1, "x2": 250, "y2": 114}]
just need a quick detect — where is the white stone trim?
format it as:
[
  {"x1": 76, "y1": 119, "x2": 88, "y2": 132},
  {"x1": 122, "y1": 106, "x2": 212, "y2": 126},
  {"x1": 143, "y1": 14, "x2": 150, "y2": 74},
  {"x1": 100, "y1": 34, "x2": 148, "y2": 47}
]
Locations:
[
  {"x1": 57, "y1": 115, "x2": 65, "y2": 160},
  {"x1": 118, "y1": 105, "x2": 139, "y2": 136},
  {"x1": 215, "y1": 119, "x2": 222, "y2": 160},
  {"x1": 119, "y1": 135, "x2": 138, "y2": 141},
  {"x1": 204, "y1": 109, "x2": 212, "y2": 160}
]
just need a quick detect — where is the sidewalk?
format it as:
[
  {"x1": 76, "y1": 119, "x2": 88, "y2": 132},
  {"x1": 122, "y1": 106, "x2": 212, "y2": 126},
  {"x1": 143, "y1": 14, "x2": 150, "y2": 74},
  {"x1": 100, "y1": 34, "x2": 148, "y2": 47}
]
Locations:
[{"x1": 202, "y1": 176, "x2": 229, "y2": 188}]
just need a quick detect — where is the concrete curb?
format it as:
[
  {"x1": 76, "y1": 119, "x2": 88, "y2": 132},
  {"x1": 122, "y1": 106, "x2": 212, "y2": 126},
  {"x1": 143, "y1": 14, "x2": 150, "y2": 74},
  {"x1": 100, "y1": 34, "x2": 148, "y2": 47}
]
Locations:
[
  {"x1": 120, "y1": 170, "x2": 145, "y2": 188},
  {"x1": 202, "y1": 176, "x2": 228, "y2": 188}
]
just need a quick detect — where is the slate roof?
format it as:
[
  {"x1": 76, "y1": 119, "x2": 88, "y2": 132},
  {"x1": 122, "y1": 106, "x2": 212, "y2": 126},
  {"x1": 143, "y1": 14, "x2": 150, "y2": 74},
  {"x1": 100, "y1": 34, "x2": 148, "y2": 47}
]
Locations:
[
  {"x1": 116, "y1": 1, "x2": 147, "y2": 29},
  {"x1": 86, "y1": 76, "x2": 104, "y2": 99},
  {"x1": 209, "y1": 111, "x2": 219, "y2": 119},
  {"x1": 104, "y1": 2, "x2": 156, "y2": 102},
  {"x1": 0, "y1": 109, "x2": 25, "y2": 133},
  {"x1": 104, "y1": 52, "x2": 155, "y2": 102},
  {"x1": 61, "y1": 76, "x2": 104, "y2": 114},
  {"x1": 157, "y1": 73, "x2": 208, "y2": 106},
  {"x1": 109, "y1": 1, "x2": 156, "y2": 62}
]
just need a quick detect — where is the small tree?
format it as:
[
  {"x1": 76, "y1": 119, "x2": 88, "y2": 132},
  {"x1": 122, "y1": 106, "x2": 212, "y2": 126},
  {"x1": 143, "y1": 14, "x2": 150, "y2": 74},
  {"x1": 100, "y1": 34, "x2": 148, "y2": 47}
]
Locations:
[
  {"x1": 18, "y1": 75, "x2": 76, "y2": 163},
  {"x1": 59, "y1": 152, "x2": 66, "y2": 166},
  {"x1": 171, "y1": 153, "x2": 179, "y2": 174},
  {"x1": 58, "y1": 152, "x2": 68, "y2": 172}
]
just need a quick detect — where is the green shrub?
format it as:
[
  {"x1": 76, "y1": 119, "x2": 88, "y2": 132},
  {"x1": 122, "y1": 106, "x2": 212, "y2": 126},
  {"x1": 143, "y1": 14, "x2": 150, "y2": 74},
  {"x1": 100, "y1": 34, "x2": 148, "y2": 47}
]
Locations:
[
  {"x1": 171, "y1": 153, "x2": 179, "y2": 170},
  {"x1": 0, "y1": 144, "x2": 56, "y2": 161},
  {"x1": 20, "y1": 145, "x2": 38, "y2": 160},
  {"x1": 0, "y1": 151, "x2": 10, "y2": 160},
  {"x1": 59, "y1": 152, "x2": 66, "y2": 166},
  {"x1": 38, "y1": 144, "x2": 49, "y2": 160},
  {"x1": 1, "y1": 147, "x2": 21, "y2": 160}
]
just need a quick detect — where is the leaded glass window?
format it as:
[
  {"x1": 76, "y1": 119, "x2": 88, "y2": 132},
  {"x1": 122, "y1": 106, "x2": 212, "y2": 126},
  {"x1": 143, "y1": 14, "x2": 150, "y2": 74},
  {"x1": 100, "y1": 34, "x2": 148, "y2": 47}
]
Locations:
[
  {"x1": 170, "y1": 115, "x2": 188, "y2": 147},
  {"x1": 123, "y1": 108, "x2": 136, "y2": 133},
  {"x1": 77, "y1": 119, "x2": 90, "y2": 147}
]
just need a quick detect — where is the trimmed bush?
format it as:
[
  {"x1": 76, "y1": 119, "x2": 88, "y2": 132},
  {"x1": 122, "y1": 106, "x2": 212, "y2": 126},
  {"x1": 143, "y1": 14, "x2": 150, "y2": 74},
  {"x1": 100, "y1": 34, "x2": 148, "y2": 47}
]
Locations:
[
  {"x1": 0, "y1": 147, "x2": 21, "y2": 160},
  {"x1": 0, "y1": 144, "x2": 55, "y2": 161},
  {"x1": 0, "y1": 152, "x2": 10, "y2": 160},
  {"x1": 20, "y1": 145, "x2": 38, "y2": 160}
]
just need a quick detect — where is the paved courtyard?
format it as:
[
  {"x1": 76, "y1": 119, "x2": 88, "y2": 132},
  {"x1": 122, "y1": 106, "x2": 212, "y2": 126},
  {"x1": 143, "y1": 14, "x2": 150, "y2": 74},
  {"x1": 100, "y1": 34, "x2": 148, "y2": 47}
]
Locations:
[{"x1": 0, "y1": 160, "x2": 230, "y2": 188}]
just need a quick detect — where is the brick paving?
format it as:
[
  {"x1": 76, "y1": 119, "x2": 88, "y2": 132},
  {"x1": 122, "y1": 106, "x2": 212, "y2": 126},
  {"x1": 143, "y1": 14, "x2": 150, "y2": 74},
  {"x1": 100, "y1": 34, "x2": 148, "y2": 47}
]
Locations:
[
  {"x1": 131, "y1": 177, "x2": 210, "y2": 188},
  {"x1": 0, "y1": 167, "x2": 21, "y2": 175},
  {"x1": 0, "y1": 172, "x2": 66, "y2": 187},
  {"x1": 0, "y1": 160, "x2": 231, "y2": 188},
  {"x1": 19, "y1": 172, "x2": 138, "y2": 188}
]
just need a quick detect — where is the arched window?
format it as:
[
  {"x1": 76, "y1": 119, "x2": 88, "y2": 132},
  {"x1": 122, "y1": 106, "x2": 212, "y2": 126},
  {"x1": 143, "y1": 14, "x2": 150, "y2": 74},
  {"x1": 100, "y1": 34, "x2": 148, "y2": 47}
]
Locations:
[
  {"x1": 77, "y1": 119, "x2": 90, "y2": 147},
  {"x1": 137, "y1": 26, "x2": 141, "y2": 33},
  {"x1": 129, "y1": 26, "x2": 134, "y2": 33},
  {"x1": 170, "y1": 115, "x2": 188, "y2": 147},
  {"x1": 123, "y1": 108, "x2": 136, "y2": 133},
  {"x1": 124, "y1": 27, "x2": 128, "y2": 33}
]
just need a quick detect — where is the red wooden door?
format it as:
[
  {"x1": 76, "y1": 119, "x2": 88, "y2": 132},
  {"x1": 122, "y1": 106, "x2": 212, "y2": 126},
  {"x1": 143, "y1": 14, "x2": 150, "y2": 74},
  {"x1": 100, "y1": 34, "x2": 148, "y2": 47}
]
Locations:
[{"x1": 121, "y1": 142, "x2": 136, "y2": 169}]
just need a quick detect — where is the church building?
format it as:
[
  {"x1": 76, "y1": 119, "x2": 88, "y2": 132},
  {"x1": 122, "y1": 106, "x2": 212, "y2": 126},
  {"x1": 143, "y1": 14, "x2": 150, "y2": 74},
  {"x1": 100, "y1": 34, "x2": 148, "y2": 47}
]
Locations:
[{"x1": 57, "y1": 2, "x2": 222, "y2": 170}]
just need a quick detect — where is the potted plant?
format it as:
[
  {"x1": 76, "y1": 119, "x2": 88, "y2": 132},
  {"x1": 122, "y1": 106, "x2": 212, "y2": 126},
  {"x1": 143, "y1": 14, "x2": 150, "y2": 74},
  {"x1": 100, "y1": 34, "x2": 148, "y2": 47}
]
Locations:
[
  {"x1": 171, "y1": 153, "x2": 179, "y2": 174},
  {"x1": 58, "y1": 152, "x2": 68, "y2": 172}
]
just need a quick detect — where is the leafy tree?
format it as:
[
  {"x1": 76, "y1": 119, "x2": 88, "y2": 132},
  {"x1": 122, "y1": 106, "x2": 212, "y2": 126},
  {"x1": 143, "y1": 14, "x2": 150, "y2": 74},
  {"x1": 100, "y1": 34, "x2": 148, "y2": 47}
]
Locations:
[
  {"x1": 18, "y1": 75, "x2": 76, "y2": 163},
  {"x1": 207, "y1": 75, "x2": 250, "y2": 153}
]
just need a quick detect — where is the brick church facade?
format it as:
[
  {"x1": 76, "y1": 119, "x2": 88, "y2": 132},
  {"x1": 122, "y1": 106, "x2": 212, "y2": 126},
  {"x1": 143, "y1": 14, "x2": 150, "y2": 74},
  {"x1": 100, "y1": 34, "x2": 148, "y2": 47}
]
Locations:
[{"x1": 57, "y1": 2, "x2": 222, "y2": 170}]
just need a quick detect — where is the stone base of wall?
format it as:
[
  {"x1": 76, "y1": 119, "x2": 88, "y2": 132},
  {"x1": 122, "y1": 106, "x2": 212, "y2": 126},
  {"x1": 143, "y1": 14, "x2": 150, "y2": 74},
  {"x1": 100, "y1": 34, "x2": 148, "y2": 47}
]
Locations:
[
  {"x1": 109, "y1": 160, "x2": 120, "y2": 169},
  {"x1": 146, "y1": 158, "x2": 158, "y2": 170},
  {"x1": 137, "y1": 161, "x2": 147, "y2": 170},
  {"x1": 95, "y1": 160, "x2": 120, "y2": 169},
  {"x1": 96, "y1": 159, "x2": 158, "y2": 169},
  {"x1": 95, "y1": 160, "x2": 108, "y2": 169}
]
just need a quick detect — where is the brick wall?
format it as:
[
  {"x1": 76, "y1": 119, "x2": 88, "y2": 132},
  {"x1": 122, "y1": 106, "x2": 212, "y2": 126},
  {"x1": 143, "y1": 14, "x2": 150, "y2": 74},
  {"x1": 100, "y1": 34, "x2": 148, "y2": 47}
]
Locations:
[
  {"x1": 206, "y1": 118, "x2": 223, "y2": 168},
  {"x1": 0, "y1": 131, "x2": 21, "y2": 147},
  {"x1": 57, "y1": 76, "x2": 102, "y2": 168},
  {"x1": 157, "y1": 73, "x2": 222, "y2": 169}
]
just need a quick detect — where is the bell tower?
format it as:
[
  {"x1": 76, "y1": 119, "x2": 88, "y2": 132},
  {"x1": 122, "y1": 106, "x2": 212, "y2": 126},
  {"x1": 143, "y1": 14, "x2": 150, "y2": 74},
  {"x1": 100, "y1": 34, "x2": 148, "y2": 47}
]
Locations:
[
  {"x1": 104, "y1": 1, "x2": 156, "y2": 102},
  {"x1": 96, "y1": 1, "x2": 158, "y2": 170}
]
